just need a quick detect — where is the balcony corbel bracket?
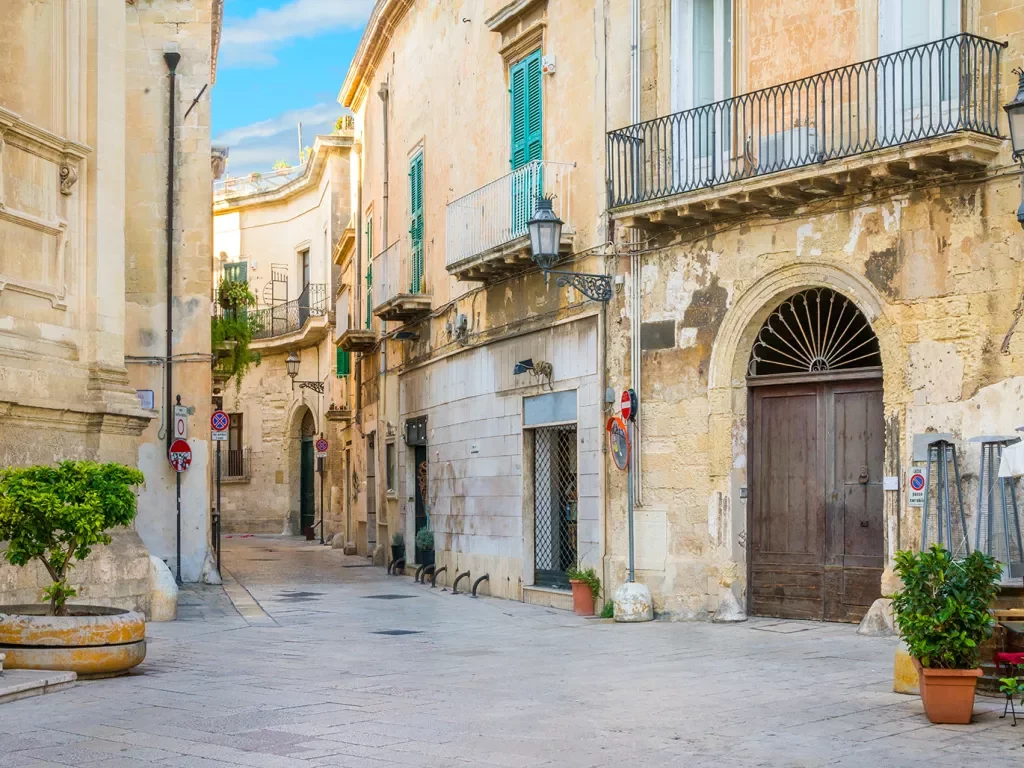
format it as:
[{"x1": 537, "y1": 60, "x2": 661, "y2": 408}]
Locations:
[{"x1": 547, "y1": 270, "x2": 613, "y2": 302}]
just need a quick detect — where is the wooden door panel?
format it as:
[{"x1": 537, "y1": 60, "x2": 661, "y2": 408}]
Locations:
[{"x1": 750, "y1": 384, "x2": 825, "y2": 620}]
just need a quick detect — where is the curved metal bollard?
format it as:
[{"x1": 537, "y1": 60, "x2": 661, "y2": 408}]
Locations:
[
  {"x1": 414, "y1": 563, "x2": 427, "y2": 583},
  {"x1": 452, "y1": 570, "x2": 471, "y2": 594},
  {"x1": 421, "y1": 564, "x2": 435, "y2": 584},
  {"x1": 390, "y1": 558, "x2": 405, "y2": 576},
  {"x1": 471, "y1": 573, "x2": 490, "y2": 597},
  {"x1": 431, "y1": 565, "x2": 447, "y2": 589}
]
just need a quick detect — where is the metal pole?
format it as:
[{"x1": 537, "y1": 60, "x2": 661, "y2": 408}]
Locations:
[
  {"x1": 627, "y1": 420, "x2": 635, "y2": 583},
  {"x1": 216, "y1": 439, "x2": 222, "y2": 570},
  {"x1": 175, "y1": 471, "x2": 182, "y2": 585},
  {"x1": 319, "y1": 458, "x2": 325, "y2": 546}
]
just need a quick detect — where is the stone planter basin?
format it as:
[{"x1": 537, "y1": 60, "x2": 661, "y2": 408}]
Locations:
[{"x1": 0, "y1": 605, "x2": 146, "y2": 679}]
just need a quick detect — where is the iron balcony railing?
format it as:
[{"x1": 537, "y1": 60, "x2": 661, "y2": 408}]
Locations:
[
  {"x1": 250, "y1": 283, "x2": 328, "y2": 340},
  {"x1": 446, "y1": 160, "x2": 576, "y2": 268},
  {"x1": 607, "y1": 34, "x2": 1005, "y2": 209},
  {"x1": 219, "y1": 447, "x2": 251, "y2": 481},
  {"x1": 372, "y1": 239, "x2": 424, "y2": 311}
]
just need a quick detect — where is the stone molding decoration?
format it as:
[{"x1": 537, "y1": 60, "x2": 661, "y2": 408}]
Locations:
[
  {"x1": 0, "y1": 106, "x2": 90, "y2": 310},
  {"x1": 486, "y1": 0, "x2": 547, "y2": 63},
  {"x1": 58, "y1": 161, "x2": 78, "y2": 195},
  {"x1": 337, "y1": 0, "x2": 416, "y2": 109}
]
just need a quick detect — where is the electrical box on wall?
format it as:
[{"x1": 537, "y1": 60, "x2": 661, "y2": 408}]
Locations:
[{"x1": 542, "y1": 55, "x2": 556, "y2": 75}]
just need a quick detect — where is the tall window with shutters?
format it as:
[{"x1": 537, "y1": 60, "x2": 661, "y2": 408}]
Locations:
[
  {"x1": 223, "y1": 261, "x2": 247, "y2": 284},
  {"x1": 510, "y1": 49, "x2": 543, "y2": 234},
  {"x1": 365, "y1": 215, "x2": 373, "y2": 329},
  {"x1": 336, "y1": 348, "x2": 350, "y2": 377},
  {"x1": 409, "y1": 151, "x2": 424, "y2": 294}
]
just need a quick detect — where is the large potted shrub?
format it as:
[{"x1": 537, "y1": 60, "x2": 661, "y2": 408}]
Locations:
[
  {"x1": 212, "y1": 280, "x2": 261, "y2": 393},
  {"x1": 390, "y1": 532, "x2": 405, "y2": 564},
  {"x1": 415, "y1": 527, "x2": 434, "y2": 567},
  {"x1": 0, "y1": 461, "x2": 148, "y2": 678},
  {"x1": 891, "y1": 545, "x2": 1001, "y2": 724}
]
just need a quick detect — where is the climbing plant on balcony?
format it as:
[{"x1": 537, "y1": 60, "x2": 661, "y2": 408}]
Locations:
[{"x1": 213, "y1": 280, "x2": 261, "y2": 392}]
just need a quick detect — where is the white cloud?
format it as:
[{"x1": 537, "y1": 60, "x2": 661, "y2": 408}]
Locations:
[
  {"x1": 221, "y1": 0, "x2": 373, "y2": 68},
  {"x1": 215, "y1": 102, "x2": 341, "y2": 146},
  {"x1": 215, "y1": 102, "x2": 345, "y2": 177}
]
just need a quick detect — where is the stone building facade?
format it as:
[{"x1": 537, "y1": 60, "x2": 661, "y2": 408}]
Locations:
[
  {"x1": 337, "y1": 0, "x2": 611, "y2": 601},
  {"x1": 603, "y1": 0, "x2": 1024, "y2": 620},
  {"x1": 213, "y1": 134, "x2": 353, "y2": 538},
  {"x1": 0, "y1": 1, "x2": 222, "y2": 606}
]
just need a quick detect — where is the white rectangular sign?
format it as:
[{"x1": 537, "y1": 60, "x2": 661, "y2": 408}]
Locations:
[
  {"x1": 908, "y1": 466, "x2": 926, "y2": 508},
  {"x1": 173, "y1": 405, "x2": 189, "y2": 440},
  {"x1": 212, "y1": 431, "x2": 228, "y2": 442}
]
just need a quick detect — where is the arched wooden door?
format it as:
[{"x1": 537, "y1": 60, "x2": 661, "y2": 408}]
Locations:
[{"x1": 747, "y1": 289, "x2": 884, "y2": 623}]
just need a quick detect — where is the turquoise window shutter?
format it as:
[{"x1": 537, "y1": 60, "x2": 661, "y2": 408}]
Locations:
[
  {"x1": 223, "y1": 261, "x2": 247, "y2": 283},
  {"x1": 409, "y1": 152, "x2": 424, "y2": 294},
  {"x1": 336, "y1": 348, "x2": 350, "y2": 377}
]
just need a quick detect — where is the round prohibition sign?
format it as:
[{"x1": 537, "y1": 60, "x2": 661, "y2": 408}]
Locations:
[
  {"x1": 315, "y1": 438, "x2": 329, "y2": 454},
  {"x1": 910, "y1": 473, "x2": 926, "y2": 492},
  {"x1": 211, "y1": 410, "x2": 230, "y2": 432}
]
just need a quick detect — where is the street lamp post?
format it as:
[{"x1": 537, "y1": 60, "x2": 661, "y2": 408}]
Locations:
[
  {"x1": 527, "y1": 197, "x2": 613, "y2": 302},
  {"x1": 1003, "y1": 68, "x2": 1024, "y2": 229},
  {"x1": 286, "y1": 350, "x2": 324, "y2": 394}
]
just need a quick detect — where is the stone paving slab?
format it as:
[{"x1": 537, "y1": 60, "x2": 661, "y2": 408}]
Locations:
[
  {"x1": 1, "y1": 535, "x2": 1023, "y2": 766},
  {"x1": 0, "y1": 669, "x2": 76, "y2": 705}
]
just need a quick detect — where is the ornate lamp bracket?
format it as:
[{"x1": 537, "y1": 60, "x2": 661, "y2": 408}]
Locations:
[{"x1": 545, "y1": 270, "x2": 613, "y2": 302}]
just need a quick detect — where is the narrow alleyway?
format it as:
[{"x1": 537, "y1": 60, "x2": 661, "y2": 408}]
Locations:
[{"x1": 2, "y1": 535, "x2": 1021, "y2": 767}]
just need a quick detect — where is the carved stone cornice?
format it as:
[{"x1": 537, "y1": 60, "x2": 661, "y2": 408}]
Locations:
[
  {"x1": 0, "y1": 401, "x2": 151, "y2": 437},
  {"x1": 0, "y1": 105, "x2": 90, "y2": 165}
]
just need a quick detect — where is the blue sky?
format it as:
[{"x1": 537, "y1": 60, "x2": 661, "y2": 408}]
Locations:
[{"x1": 213, "y1": 0, "x2": 372, "y2": 177}]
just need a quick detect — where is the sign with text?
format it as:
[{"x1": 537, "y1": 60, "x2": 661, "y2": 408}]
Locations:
[
  {"x1": 173, "y1": 405, "x2": 189, "y2": 440},
  {"x1": 211, "y1": 410, "x2": 229, "y2": 442},
  {"x1": 315, "y1": 437, "x2": 328, "y2": 458},
  {"x1": 908, "y1": 467, "x2": 926, "y2": 507}
]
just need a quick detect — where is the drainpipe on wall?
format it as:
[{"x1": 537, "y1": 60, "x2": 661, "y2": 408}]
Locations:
[
  {"x1": 164, "y1": 51, "x2": 180, "y2": 452},
  {"x1": 377, "y1": 78, "x2": 390, "y2": 547},
  {"x1": 355, "y1": 144, "x2": 363, "y2": 422},
  {"x1": 628, "y1": 0, "x2": 643, "y2": 505}
]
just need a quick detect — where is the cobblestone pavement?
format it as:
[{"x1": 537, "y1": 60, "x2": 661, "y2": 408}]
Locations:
[{"x1": 3, "y1": 535, "x2": 1023, "y2": 767}]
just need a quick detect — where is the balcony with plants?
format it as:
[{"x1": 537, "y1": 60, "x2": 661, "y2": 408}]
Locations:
[
  {"x1": 445, "y1": 160, "x2": 576, "y2": 282},
  {"x1": 607, "y1": 34, "x2": 1006, "y2": 230},
  {"x1": 372, "y1": 239, "x2": 431, "y2": 323},
  {"x1": 212, "y1": 279, "x2": 261, "y2": 391}
]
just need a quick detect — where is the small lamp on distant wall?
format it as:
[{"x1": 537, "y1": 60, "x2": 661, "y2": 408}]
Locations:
[{"x1": 1003, "y1": 68, "x2": 1024, "y2": 229}]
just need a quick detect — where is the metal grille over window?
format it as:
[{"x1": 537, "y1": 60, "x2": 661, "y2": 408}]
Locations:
[
  {"x1": 748, "y1": 288, "x2": 881, "y2": 376},
  {"x1": 534, "y1": 425, "x2": 578, "y2": 589}
]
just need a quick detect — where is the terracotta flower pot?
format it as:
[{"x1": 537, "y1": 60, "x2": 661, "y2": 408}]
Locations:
[
  {"x1": 0, "y1": 605, "x2": 146, "y2": 679},
  {"x1": 570, "y1": 579, "x2": 595, "y2": 616},
  {"x1": 911, "y1": 658, "x2": 981, "y2": 724}
]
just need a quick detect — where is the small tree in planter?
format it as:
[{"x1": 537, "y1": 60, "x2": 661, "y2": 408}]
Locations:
[
  {"x1": 892, "y1": 545, "x2": 1001, "y2": 724},
  {"x1": 0, "y1": 461, "x2": 145, "y2": 616}
]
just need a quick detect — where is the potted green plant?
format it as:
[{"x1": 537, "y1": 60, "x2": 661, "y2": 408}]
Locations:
[
  {"x1": 415, "y1": 527, "x2": 434, "y2": 567},
  {"x1": 391, "y1": 532, "x2": 405, "y2": 564},
  {"x1": 566, "y1": 565, "x2": 601, "y2": 616},
  {"x1": 212, "y1": 280, "x2": 261, "y2": 392},
  {"x1": 891, "y1": 545, "x2": 1001, "y2": 724},
  {"x1": 0, "y1": 461, "x2": 148, "y2": 677}
]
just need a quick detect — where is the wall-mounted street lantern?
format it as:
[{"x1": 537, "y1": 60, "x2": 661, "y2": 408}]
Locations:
[
  {"x1": 528, "y1": 196, "x2": 612, "y2": 302},
  {"x1": 286, "y1": 350, "x2": 324, "y2": 394},
  {"x1": 1004, "y1": 68, "x2": 1024, "y2": 229}
]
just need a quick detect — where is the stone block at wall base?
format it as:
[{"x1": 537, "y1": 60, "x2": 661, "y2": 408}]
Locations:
[
  {"x1": 0, "y1": 529, "x2": 153, "y2": 618},
  {"x1": 857, "y1": 597, "x2": 895, "y2": 637},
  {"x1": 200, "y1": 552, "x2": 222, "y2": 585},
  {"x1": 148, "y1": 555, "x2": 177, "y2": 622}
]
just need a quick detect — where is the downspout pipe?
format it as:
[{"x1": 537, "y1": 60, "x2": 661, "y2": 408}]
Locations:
[
  {"x1": 164, "y1": 51, "x2": 180, "y2": 451},
  {"x1": 376, "y1": 79, "x2": 390, "y2": 546}
]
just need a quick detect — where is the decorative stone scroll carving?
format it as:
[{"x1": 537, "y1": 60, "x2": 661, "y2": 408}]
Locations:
[{"x1": 59, "y1": 162, "x2": 78, "y2": 195}]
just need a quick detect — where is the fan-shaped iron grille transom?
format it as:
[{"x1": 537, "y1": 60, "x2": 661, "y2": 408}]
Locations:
[{"x1": 748, "y1": 288, "x2": 881, "y2": 377}]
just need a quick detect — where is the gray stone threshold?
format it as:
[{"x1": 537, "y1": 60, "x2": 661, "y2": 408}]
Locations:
[{"x1": 0, "y1": 669, "x2": 77, "y2": 705}]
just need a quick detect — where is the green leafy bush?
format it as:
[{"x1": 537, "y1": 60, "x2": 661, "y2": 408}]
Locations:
[
  {"x1": 891, "y1": 545, "x2": 1001, "y2": 669},
  {"x1": 0, "y1": 461, "x2": 145, "y2": 615},
  {"x1": 213, "y1": 280, "x2": 261, "y2": 392},
  {"x1": 415, "y1": 527, "x2": 434, "y2": 551},
  {"x1": 567, "y1": 565, "x2": 601, "y2": 600},
  {"x1": 391, "y1": 532, "x2": 404, "y2": 547},
  {"x1": 599, "y1": 600, "x2": 614, "y2": 619}
]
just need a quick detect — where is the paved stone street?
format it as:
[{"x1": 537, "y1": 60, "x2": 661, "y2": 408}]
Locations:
[{"x1": 2, "y1": 535, "x2": 1023, "y2": 767}]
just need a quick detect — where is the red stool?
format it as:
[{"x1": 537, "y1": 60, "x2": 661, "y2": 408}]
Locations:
[{"x1": 995, "y1": 652, "x2": 1024, "y2": 725}]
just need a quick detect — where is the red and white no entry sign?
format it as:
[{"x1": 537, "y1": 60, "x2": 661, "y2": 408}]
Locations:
[
  {"x1": 168, "y1": 439, "x2": 192, "y2": 472},
  {"x1": 620, "y1": 389, "x2": 637, "y2": 422}
]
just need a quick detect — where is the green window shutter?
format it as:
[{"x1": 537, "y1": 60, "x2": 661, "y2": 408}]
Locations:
[
  {"x1": 336, "y1": 348, "x2": 350, "y2": 377},
  {"x1": 223, "y1": 261, "x2": 247, "y2": 283},
  {"x1": 409, "y1": 152, "x2": 424, "y2": 294},
  {"x1": 510, "y1": 49, "x2": 542, "y2": 170},
  {"x1": 365, "y1": 218, "x2": 373, "y2": 329}
]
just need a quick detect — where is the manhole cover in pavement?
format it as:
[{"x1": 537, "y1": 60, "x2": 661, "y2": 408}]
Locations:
[
  {"x1": 372, "y1": 629, "x2": 422, "y2": 636},
  {"x1": 362, "y1": 594, "x2": 417, "y2": 600},
  {"x1": 278, "y1": 591, "x2": 323, "y2": 598}
]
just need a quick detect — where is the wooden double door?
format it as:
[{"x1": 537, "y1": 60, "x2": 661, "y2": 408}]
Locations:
[{"x1": 749, "y1": 377, "x2": 884, "y2": 623}]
